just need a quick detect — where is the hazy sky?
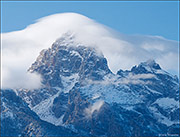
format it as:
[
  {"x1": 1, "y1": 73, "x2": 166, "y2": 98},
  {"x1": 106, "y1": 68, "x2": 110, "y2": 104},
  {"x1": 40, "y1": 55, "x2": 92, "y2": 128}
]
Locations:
[{"x1": 1, "y1": 1, "x2": 179, "y2": 41}]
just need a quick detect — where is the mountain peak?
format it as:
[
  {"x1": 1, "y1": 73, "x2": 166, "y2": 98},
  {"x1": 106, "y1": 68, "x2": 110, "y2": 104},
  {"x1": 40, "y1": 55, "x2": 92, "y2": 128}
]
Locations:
[
  {"x1": 29, "y1": 36, "x2": 111, "y2": 87},
  {"x1": 140, "y1": 59, "x2": 161, "y2": 70},
  {"x1": 52, "y1": 32, "x2": 78, "y2": 51},
  {"x1": 130, "y1": 59, "x2": 161, "y2": 74},
  {"x1": 55, "y1": 32, "x2": 75, "y2": 44}
]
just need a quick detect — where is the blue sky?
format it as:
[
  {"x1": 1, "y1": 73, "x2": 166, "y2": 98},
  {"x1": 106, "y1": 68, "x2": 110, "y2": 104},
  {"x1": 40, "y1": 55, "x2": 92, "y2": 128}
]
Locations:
[{"x1": 1, "y1": 1, "x2": 179, "y2": 41}]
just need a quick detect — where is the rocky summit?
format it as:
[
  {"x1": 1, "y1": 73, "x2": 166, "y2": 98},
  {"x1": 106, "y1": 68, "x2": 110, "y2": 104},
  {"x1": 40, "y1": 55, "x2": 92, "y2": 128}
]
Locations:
[{"x1": 1, "y1": 33, "x2": 179, "y2": 136}]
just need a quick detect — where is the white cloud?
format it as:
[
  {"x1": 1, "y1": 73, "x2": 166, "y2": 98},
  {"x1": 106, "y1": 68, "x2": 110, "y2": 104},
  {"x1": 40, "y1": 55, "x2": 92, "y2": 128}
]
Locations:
[
  {"x1": 86, "y1": 73, "x2": 155, "y2": 85},
  {"x1": 2, "y1": 70, "x2": 42, "y2": 90},
  {"x1": 85, "y1": 100, "x2": 104, "y2": 118},
  {"x1": 127, "y1": 73, "x2": 155, "y2": 79},
  {"x1": 1, "y1": 12, "x2": 179, "y2": 89},
  {"x1": 119, "y1": 73, "x2": 156, "y2": 85}
]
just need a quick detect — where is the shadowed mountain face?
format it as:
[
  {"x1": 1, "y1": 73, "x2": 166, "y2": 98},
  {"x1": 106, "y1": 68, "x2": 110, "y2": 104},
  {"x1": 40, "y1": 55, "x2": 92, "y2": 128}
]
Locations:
[{"x1": 1, "y1": 33, "x2": 179, "y2": 136}]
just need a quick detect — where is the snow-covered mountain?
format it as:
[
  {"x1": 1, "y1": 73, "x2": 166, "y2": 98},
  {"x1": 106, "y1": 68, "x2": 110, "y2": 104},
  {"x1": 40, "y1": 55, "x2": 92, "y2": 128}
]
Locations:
[
  {"x1": 1, "y1": 13, "x2": 179, "y2": 136},
  {"x1": 2, "y1": 31, "x2": 179, "y2": 136}
]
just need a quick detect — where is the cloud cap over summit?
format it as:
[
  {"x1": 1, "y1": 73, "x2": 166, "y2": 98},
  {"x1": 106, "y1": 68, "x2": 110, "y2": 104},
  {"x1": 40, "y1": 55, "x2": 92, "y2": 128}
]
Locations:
[{"x1": 1, "y1": 12, "x2": 179, "y2": 89}]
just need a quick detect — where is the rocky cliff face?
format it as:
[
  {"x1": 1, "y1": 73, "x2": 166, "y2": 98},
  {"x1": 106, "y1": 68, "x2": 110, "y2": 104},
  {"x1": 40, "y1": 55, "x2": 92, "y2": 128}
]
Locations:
[{"x1": 1, "y1": 33, "x2": 179, "y2": 136}]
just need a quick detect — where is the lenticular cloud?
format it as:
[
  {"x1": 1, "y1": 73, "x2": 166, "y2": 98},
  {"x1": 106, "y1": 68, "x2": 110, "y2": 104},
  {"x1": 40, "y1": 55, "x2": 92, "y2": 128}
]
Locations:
[{"x1": 1, "y1": 12, "x2": 179, "y2": 89}]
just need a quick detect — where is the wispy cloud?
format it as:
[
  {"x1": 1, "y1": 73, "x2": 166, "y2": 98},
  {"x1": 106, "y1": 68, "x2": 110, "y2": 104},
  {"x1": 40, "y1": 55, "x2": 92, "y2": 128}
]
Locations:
[
  {"x1": 86, "y1": 73, "x2": 155, "y2": 85},
  {"x1": 84, "y1": 100, "x2": 104, "y2": 118},
  {"x1": 1, "y1": 12, "x2": 178, "y2": 89},
  {"x1": 2, "y1": 70, "x2": 42, "y2": 89},
  {"x1": 119, "y1": 73, "x2": 155, "y2": 85},
  {"x1": 127, "y1": 73, "x2": 155, "y2": 79}
]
